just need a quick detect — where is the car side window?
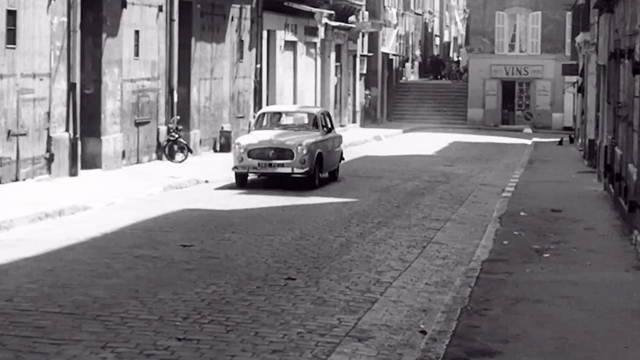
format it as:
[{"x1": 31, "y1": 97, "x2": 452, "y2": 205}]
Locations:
[
  {"x1": 311, "y1": 115, "x2": 320, "y2": 130},
  {"x1": 319, "y1": 113, "x2": 329, "y2": 133},
  {"x1": 321, "y1": 112, "x2": 334, "y2": 133},
  {"x1": 324, "y1": 112, "x2": 336, "y2": 132}
]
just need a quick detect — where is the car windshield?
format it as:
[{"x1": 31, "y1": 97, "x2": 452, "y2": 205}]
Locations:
[{"x1": 253, "y1": 111, "x2": 319, "y2": 131}]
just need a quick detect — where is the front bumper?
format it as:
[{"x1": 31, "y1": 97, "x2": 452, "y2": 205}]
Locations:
[{"x1": 232, "y1": 164, "x2": 311, "y2": 175}]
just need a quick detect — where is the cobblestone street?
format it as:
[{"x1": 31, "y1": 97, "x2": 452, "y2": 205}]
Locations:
[{"x1": 0, "y1": 130, "x2": 537, "y2": 360}]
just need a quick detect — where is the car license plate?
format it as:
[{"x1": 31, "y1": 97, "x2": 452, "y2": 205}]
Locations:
[{"x1": 257, "y1": 162, "x2": 285, "y2": 168}]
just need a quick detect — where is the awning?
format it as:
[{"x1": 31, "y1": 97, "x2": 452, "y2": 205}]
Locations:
[
  {"x1": 331, "y1": 0, "x2": 365, "y2": 7},
  {"x1": 353, "y1": 20, "x2": 384, "y2": 33},
  {"x1": 325, "y1": 19, "x2": 356, "y2": 30},
  {"x1": 283, "y1": 2, "x2": 335, "y2": 16}
]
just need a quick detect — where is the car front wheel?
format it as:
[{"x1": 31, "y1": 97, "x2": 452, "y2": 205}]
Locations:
[
  {"x1": 307, "y1": 159, "x2": 321, "y2": 189},
  {"x1": 235, "y1": 173, "x2": 248, "y2": 188},
  {"x1": 328, "y1": 164, "x2": 340, "y2": 182}
]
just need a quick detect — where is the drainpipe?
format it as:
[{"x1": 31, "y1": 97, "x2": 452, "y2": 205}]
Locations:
[
  {"x1": 171, "y1": 0, "x2": 178, "y2": 120},
  {"x1": 254, "y1": 0, "x2": 263, "y2": 116},
  {"x1": 166, "y1": 0, "x2": 172, "y2": 123},
  {"x1": 68, "y1": 0, "x2": 81, "y2": 177}
]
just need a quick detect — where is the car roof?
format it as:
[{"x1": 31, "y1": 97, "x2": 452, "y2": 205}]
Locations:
[{"x1": 257, "y1": 105, "x2": 326, "y2": 115}]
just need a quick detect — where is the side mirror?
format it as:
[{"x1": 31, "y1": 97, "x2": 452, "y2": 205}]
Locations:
[{"x1": 325, "y1": 127, "x2": 333, "y2": 134}]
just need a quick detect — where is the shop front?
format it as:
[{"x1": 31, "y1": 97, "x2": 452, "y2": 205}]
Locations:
[
  {"x1": 261, "y1": 11, "x2": 322, "y2": 108},
  {"x1": 467, "y1": 55, "x2": 565, "y2": 130}
]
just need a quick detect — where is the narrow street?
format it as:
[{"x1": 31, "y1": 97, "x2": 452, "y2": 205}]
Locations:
[{"x1": 0, "y1": 130, "x2": 535, "y2": 360}]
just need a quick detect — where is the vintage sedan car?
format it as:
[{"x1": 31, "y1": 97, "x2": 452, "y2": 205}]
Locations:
[{"x1": 232, "y1": 105, "x2": 344, "y2": 189}]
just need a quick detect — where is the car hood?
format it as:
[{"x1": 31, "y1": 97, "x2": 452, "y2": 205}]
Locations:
[{"x1": 237, "y1": 130, "x2": 321, "y2": 146}]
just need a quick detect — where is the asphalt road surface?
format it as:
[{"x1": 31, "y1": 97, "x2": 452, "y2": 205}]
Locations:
[{"x1": 0, "y1": 130, "x2": 537, "y2": 360}]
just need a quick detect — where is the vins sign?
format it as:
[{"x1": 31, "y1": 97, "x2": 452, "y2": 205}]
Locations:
[{"x1": 490, "y1": 65, "x2": 544, "y2": 79}]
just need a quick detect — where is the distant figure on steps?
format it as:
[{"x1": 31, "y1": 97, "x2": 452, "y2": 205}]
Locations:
[{"x1": 429, "y1": 55, "x2": 445, "y2": 80}]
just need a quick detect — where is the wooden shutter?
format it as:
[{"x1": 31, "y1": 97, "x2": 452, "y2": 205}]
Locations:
[
  {"x1": 529, "y1": 11, "x2": 542, "y2": 55},
  {"x1": 495, "y1": 11, "x2": 507, "y2": 54}
]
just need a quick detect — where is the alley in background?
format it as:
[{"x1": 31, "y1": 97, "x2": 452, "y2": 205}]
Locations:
[{"x1": 0, "y1": 130, "x2": 533, "y2": 360}]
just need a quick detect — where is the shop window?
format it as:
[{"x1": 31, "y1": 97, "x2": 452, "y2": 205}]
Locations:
[
  {"x1": 495, "y1": 8, "x2": 541, "y2": 55},
  {"x1": 516, "y1": 81, "x2": 532, "y2": 114},
  {"x1": 6, "y1": 9, "x2": 17, "y2": 48}
]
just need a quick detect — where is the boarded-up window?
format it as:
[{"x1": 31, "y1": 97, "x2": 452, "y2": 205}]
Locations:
[{"x1": 6, "y1": 9, "x2": 17, "y2": 48}]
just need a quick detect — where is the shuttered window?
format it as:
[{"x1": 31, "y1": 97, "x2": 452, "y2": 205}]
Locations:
[
  {"x1": 565, "y1": 11, "x2": 572, "y2": 57},
  {"x1": 496, "y1": 10, "x2": 542, "y2": 55},
  {"x1": 6, "y1": 9, "x2": 17, "y2": 48},
  {"x1": 495, "y1": 11, "x2": 507, "y2": 54},
  {"x1": 528, "y1": 11, "x2": 542, "y2": 55}
]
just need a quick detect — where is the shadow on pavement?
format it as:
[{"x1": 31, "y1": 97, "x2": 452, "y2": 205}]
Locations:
[
  {"x1": 0, "y1": 137, "x2": 533, "y2": 359},
  {"x1": 213, "y1": 129, "x2": 548, "y2": 193}
]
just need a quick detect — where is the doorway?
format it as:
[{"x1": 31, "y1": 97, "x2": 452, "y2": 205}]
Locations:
[
  {"x1": 334, "y1": 44, "x2": 343, "y2": 126},
  {"x1": 177, "y1": 1, "x2": 192, "y2": 135},
  {"x1": 501, "y1": 80, "x2": 532, "y2": 125},
  {"x1": 501, "y1": 81, "x2": 515, "y2": 125},
  {"x1": 281, "y1": 41, "x2": 297, "y2": 104}
]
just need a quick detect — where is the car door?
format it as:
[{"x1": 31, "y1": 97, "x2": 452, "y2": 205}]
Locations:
[{"x1": 321, "y1": 112, "x2": 342, "y2": 171}]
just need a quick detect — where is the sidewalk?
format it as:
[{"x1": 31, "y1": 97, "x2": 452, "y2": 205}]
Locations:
[
  {"x1": 367, "y1": 119, "x2": 573, "y2": 135},
  {"x1": 439, "y1": 142, "x2": 640, "y2": 360},
  {"x1": 0, "y1": 125, "x2": 421, "y2": 233}
]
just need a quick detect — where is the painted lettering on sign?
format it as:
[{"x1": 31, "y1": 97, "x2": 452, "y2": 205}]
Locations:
[
  {"x1": 491, "y1": 65, "x2": 544, "y2": 79},
  {"x1": 505, "y1": 66, "x2": 530, "y2": 76}
]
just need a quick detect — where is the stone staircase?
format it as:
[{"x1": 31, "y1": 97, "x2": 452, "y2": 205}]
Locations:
[{"x1": 389, "y1": 80, "x2": 468, "y2": 123}]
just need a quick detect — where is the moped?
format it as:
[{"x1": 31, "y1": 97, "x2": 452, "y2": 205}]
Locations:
[{"x1": 163, "y1": 116, "x2": 193, "y2": 163}]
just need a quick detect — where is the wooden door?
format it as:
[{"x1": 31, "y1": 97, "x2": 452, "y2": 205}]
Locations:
[
  {"x1": 0, "y1": 0, "x2": 51, "y2": 183},
  {"x1": 122, "y1": 4, "x2": 161, "y2": 165},
  {"x1": 303, "y1": 42, "x2": 317, "y2": 106},
  {"x1": 279, "y1": 41, "x2": 297, "y2": 104}
]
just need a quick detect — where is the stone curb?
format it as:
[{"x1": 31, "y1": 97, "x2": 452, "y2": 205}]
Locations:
[
  {"x1": 0, "y1": 129, "x2": 416, "y2": 233},
  {"x1": 0, "y1": 178, "x2": 210, "y2": 234},
  {"x1": 415, "y1": 141, "x2": 536, "y2": 360},
  {"x1": 383, "y1": 123, "x2": 572, "y2": 136}
]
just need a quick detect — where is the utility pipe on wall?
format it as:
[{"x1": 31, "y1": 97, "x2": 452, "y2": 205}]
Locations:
[
  {"x1": 254, "y1": 0, "x2": 264, "y2": 116},
  {"x1": 167, "y1": 0, "x2": 178, "y2": 121},
  {"x1": 68, "y1": 0, "x2": 81, "y2": 177}
]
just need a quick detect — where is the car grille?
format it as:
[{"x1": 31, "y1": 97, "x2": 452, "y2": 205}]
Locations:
[{"x1": 247, "y1": 147, "x2": 295, "y2": 161}]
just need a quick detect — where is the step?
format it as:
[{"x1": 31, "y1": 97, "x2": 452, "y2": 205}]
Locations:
[
  {"x1": 392, "y1": 100, "x2": 468, "y2": 105},
  {"x1": 392, "y1": 111, "x2": 468, "y2": 116},
  {"x1": 396, "y1": 83, "x2": 468, "y2": 87},
  {"x1": 389, "y1": 119, "x2": 467, "y2": 124},
  {"x1": 395, "y1": 88, "x2": 468, "y2": 92},
  {"x1": 392, "y1": 107, "x2": 468, "y2": 112},
  {"x1": 392, "y1": 97, "x2": 468, "y2": 101},
  {"x1": 393, "y1": 94, "x2": 469, "y2": 98},
  {"x1": 393, "y1": 106, "x2": 467, "y2": 109},
  {"x1": 392, "y1": 108, "x2": 467, "y2": 112},
  {"x1": 392, "y1": 112, "x2": 468, "y2": 117},
  {"x1": 390, "y1": 119, "x2": 468, "y2": 123},
  {"x1": 395, "y1": 90, "x2": 468, "y2": 94}
]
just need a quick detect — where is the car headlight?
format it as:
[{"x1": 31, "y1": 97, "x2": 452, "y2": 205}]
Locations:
[
  {"x1": 234, "y1": 143, "x2": 246, "y2": 154},
  {"x1": 296, "y1": 144, "x2": 308, "y2": 155}
]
